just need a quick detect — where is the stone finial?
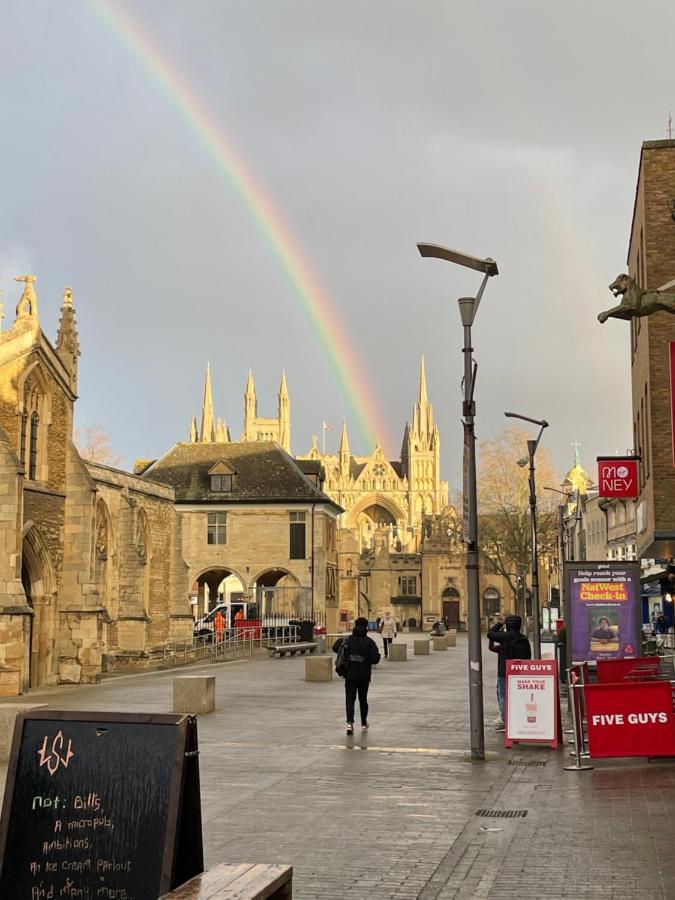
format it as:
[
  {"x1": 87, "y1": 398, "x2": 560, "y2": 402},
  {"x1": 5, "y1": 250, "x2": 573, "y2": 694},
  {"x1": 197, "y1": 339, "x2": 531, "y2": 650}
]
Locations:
[
  {"x1": 63, "y1": 286, "x2": 73, "y2": 307},
  {"x1": 14, "y1": 275, "x2": 38, "y2": 320}
]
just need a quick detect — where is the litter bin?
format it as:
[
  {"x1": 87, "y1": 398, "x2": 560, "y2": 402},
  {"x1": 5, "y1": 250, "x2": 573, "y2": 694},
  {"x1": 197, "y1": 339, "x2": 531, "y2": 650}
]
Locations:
[
  {"x1": 290, "y1": 619, "x2": 315, "y2": 643},
  {"x1": 555, "y1": 640, "x2": 567, "y2": 684}
]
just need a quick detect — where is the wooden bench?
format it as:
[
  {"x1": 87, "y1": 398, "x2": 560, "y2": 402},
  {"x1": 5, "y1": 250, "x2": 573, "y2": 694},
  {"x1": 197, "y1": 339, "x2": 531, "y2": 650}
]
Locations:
[
  {"x1": 268, "y1": 642, "x2": 317, "y2": 658},
  {"x1": 163, "y1": 863, "x2": 292, "y2": 899}
]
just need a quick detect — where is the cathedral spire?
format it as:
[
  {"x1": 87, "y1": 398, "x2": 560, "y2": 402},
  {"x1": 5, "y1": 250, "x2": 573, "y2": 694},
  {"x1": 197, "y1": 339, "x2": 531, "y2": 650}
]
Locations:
[
  {"x1": 189, "y1": 417, "x2": 198, "y2": 443},
  {"x1": 418, "y1": 356, "x2": 428, "y2": 408},
  {"x1": 339, "y1": 420, "x2": 351, "y2": 476},
  {"x1": 56, "y1": 286, "x2": 80, "y2": 392},
  {"x1": 278, "y1": 370, "x2": 291, "y2": 451},
  {"x1": 200, "y1": 362, "x2": 215, "y2": 442},
  {"x1": 215, "y1": 417, "x2": 230, "y2": 442},
  {"x1": 243, "y1": 370, "x2": 257, "y2": 441}
]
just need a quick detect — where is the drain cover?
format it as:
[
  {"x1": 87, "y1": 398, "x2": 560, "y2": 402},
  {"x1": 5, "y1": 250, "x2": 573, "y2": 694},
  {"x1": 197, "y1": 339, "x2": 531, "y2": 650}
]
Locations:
[
  {"x1": 508, "y1": 759, "x2": 548, "y2": 767},
  {"x1": 476, "y1": 809, "x2": 528, "y2": 818}
]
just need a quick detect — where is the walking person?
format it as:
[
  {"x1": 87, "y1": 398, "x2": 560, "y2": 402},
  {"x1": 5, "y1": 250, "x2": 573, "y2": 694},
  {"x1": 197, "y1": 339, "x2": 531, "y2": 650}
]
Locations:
[
  {"x1": 378, "y1": 610, "x2": 397, "y2": 658},
  {"x1": 214, "y1": 609, "x2": 226, "y2": 644},
  {"x1": 487, "y1": 615, "x2": 531, "y2": 733},
  {"x1": 333, "y1": 616, "x2": 381, "y2": 735}
]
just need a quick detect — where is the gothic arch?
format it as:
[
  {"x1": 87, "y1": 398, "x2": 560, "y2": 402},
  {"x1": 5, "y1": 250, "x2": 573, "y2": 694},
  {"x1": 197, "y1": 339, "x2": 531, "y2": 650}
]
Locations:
[
  {"x1": 21, "y1": 523, "x2": 57, "y2": 688},
  {"x1": 193, "y1": 564, "x2": 248, "y2": 589},
  {"x1": 346, "y1": 493, "x2": 407, "y2": 529}
]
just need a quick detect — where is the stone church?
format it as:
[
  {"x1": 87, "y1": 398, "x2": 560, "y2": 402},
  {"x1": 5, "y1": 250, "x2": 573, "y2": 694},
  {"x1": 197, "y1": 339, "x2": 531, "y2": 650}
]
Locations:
[{"x1": 0, "y1": 277, "x2": 192, "y2": 695}]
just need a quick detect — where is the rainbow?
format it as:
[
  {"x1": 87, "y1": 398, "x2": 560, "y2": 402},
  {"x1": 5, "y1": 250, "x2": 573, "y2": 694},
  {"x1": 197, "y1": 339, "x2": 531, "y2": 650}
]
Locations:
[{"x1": 85, "y1": 0, "x2": 392, "y2": 452}]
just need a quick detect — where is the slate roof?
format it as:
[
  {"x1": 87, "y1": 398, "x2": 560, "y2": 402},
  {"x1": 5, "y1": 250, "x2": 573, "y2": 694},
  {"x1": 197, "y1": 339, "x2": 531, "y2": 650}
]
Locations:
[{"x1": 142, "y1": 442, "x2": 342, "y2": 509}]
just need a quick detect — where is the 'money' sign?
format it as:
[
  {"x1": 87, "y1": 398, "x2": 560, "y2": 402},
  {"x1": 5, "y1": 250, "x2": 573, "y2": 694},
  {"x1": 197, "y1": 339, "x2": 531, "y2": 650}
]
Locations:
[{"x1": 596, "y1": 457, "x2": 639, "y2": 499}]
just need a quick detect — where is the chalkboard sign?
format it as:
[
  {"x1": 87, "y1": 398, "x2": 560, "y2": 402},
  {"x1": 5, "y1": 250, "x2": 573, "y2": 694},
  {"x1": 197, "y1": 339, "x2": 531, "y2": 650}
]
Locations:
[{"x1": 0, "y1": 710, "x2": 204, "y2": 899}]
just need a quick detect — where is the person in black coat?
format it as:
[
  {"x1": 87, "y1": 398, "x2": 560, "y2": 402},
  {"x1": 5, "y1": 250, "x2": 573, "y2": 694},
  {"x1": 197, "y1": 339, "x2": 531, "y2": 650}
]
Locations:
[
  {"x1": 487, "y1": 614, "x2": 531, "y2": 731},
  {"x1": 333, "y1": 617, "x2": 381, "y2": 735}
]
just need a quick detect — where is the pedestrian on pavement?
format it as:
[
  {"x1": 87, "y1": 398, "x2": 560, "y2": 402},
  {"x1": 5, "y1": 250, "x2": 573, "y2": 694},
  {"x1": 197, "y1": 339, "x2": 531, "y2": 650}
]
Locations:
[
  {"x1": 488, "y1": 618, "x2": 503, "y2": 728},
  {"x1": 655, "y1": 613, "x2": 668, "y2": 651},
  {"x1": 214, "y1": 609, "x2": 226, "y2": 643},
  {"x1": 333, "y1": 616, "x2": 381, "y2": 735},
  {"x1": 431, "y1": 620, "x2": 447, "y2": 636},
  {"x1": 379, "y1": 610, "x2": 397, "y2": 658},
  {"x1": 487, "y1": 615, "x2": 531, "y2": 733}
]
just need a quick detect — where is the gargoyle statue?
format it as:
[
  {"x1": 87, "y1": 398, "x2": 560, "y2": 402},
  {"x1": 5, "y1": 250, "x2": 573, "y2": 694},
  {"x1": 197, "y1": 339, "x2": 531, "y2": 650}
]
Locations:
[{"x1": 598, "y1": 274, "x2": 675, "y2": 323}]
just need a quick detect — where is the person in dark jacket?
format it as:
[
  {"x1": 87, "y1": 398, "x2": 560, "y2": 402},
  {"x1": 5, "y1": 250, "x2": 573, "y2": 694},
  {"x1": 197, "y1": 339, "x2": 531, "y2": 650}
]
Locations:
[
  {"x1": 333, "y1": 617, "x2": 381, "y2": 735},
  {"x1": 487, "y1": 614, "x2": 531, "y2": 732}
]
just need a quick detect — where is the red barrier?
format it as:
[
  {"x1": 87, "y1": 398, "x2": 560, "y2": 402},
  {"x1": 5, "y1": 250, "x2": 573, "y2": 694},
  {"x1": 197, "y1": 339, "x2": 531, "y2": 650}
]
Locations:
[
  {"x1": 584, "y1": 681, "x2": 675, "y2": 758},
  {"x1": 235, "y1": 619, "x2": 262, "y2": 640},
  {"x1": 596, "y1": 657, "x2": 660, "y2": 684}
]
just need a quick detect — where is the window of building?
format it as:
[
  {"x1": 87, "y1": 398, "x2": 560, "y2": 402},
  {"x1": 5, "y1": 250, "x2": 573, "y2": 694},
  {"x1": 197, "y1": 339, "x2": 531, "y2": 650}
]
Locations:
[
  {"x1": 325, "y1": 517, "x2": 336, "y2": 551},
  {"x1": 19, "y1": 411, "x2": 27, "y2": 467},
  {"x1": 210, "y1": 474, "x2": 232, "y2": 492},
  {"x1": 483, "y1": 588, "x2": 500, "y2": 619},
  {"x1": 290, "y1": 511, "x2": 306, "y2": 559},
  {"x1": 29, "y1": 412, "x2": 39, "y2": 481},
  {"x1": 400, "y1": 575, "x2": 417, "y2": 595},
  {"x1": 207, "y1": 512, "x2": 227, "y2": 545}
]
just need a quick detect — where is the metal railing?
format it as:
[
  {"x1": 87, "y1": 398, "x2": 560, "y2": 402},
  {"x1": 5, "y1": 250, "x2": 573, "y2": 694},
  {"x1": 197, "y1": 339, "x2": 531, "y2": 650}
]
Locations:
[{"x1": 158, "y1": 624, "x2": 304, "y2": 669}]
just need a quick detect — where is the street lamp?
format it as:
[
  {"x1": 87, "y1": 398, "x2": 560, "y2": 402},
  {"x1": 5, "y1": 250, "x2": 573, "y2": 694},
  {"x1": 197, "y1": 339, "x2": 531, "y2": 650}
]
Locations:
[
  {"x1": 418, "y1": 241, "x2": 499, "y2": 761},
  {"x1": 504, "y1": 411, "x2": 549, "y2": 658},
  {"x1": 544, "y1": 486, "x2": 572, "y2": 625}
]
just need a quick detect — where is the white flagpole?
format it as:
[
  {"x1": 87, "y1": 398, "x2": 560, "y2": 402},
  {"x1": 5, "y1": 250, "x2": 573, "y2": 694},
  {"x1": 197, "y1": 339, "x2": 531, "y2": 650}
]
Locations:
[{"x1": 322, "y1": 421, "x2": 326, "y2": 455}]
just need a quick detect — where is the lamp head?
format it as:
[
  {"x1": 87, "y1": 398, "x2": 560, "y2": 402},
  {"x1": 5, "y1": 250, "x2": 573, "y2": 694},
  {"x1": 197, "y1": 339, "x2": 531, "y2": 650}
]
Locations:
[
  {"x1": 417, "y1": 243, "x2": 499, "y2": 276},
  {"x1": 517, "y1": 458, "x2": 528, "y2": 468}
]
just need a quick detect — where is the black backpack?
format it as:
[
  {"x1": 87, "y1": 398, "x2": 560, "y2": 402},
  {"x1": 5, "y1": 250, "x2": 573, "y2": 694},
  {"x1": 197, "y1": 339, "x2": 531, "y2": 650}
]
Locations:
[{"x1": 335, "y1": 637, "x2": 350, "y2": 677}]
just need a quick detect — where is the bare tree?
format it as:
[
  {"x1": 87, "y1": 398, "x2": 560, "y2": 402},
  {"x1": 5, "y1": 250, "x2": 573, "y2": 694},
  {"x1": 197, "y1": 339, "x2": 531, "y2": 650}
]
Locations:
[
  {"x1": 74, "y1": 425, "x2": 123, "y2": 468},
  {"x1": 477, "y1": 428, "x2": 559, "y2": 616}
]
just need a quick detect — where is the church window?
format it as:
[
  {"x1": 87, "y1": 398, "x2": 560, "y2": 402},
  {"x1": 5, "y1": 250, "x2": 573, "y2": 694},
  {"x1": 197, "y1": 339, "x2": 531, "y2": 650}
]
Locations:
[
  {"x1": 19, "y1": 412, "x2": 28, "y2": 466},
  {"x1": 207, "y1": 512, "x2": 227, "y2": 545},
  {"x1": 211, "y1": 474, "x2": 233, "y2": 492},
  {"x1": 29, "y1": 412, "x2": 39, "y2": 481},
  {"x1": 400, "y1": 575, "x2": 417, "y2": 596},
  {"x1": 289, "y1": 511, "x2": 306, "y2": 559},
  {"x1": 373, "y1": 463, "x2": 386, "y2": 477}
]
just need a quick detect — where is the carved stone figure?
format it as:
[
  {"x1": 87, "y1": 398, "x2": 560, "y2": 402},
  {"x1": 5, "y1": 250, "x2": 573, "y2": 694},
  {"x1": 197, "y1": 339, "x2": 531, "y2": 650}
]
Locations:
[
  {"x1": 14, "y1": 275, "x2": 38, "y2": 319},
  {"x1": 598, "y1": 274, "x2": 675, "y2": 323}
]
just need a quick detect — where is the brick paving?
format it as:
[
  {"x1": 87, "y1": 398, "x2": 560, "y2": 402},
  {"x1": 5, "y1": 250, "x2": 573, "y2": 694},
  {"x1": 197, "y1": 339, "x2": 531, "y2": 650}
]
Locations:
[{"x1": 2, "y1": 634, "x2": 675, "y2": 898}]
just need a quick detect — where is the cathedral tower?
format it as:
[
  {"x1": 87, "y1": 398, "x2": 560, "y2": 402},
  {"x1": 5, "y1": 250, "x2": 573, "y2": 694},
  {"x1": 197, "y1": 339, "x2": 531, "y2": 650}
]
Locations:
[
  {"x1": 200, "y1": 363, "x2": 215, "y2": 443},
  {"x1": 405, "y1": 357, "x2": 445, "y2": 518},
  {"x1": 240, "y1": 370, "x2": 291, "y2": 449}
]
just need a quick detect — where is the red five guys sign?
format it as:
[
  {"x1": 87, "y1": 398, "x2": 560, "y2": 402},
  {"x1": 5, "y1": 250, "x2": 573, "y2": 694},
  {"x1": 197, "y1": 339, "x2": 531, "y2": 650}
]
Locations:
[{"x1": 596, "y1": 456, "x2": 638, "y2": 499}]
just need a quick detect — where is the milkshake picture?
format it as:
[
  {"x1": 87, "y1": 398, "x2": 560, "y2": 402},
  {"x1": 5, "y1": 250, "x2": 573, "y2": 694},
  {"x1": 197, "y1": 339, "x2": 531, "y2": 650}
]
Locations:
[{"x1": 526, "y1": 692, "x2": 537, "y2": 724}]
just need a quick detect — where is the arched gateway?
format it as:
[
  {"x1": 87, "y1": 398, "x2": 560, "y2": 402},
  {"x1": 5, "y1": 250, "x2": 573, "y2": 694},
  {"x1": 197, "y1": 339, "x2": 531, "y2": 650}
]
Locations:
[{"x1": 21, "y1": 525, "x2": 57, "y2": 688}]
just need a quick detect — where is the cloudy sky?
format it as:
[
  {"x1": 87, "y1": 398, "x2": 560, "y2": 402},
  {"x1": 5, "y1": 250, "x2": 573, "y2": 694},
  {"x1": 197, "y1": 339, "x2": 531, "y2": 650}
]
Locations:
[{"x1": 1, "y1": 0, "x2": 671, "y2": 486}]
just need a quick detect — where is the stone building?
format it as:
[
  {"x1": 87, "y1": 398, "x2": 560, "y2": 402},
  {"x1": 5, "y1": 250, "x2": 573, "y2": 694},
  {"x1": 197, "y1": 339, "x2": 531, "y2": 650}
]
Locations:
[
  {"x1": 139, "y1": 441, "x2": 341, "y2": 630},
  {"x1": 626, "y1": 139, "x2": 675, "y2": 559},
  {"x1": 0, "y1": 278, "x2": 192, "y2": 695}
]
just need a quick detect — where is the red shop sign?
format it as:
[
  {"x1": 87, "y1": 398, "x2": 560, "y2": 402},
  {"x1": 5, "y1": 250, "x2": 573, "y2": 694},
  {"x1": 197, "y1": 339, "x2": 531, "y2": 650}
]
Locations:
[
  {"x1": 596, "y1": 457, "x2": 639, "y2": 498},
  {"x1": 584, "y1": 681, "x2": 675, "y2": 758}
]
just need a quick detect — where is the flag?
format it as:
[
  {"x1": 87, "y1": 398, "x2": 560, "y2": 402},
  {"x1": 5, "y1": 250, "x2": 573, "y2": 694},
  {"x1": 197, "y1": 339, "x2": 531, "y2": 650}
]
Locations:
[{"x1": 322, "y1": 421, "x2": 333, "y2": 432}]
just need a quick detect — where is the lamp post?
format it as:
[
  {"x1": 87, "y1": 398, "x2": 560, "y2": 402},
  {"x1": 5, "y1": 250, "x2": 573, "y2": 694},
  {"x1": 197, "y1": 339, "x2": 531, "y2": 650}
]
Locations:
[
  {"x1": 544, "y1": 486, "x2": 572, "y2": 625},
  {"x1": 504, "y1": 412, "x2": 549, "y2": 658},
  {"x1": 418, "y1": 242, "x2": 499, "y2": 761}
]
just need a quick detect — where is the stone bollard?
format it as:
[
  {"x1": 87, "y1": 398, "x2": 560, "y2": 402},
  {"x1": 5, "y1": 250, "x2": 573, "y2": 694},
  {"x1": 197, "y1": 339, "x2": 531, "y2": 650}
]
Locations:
[
  {"x1": 305, "y1": 655, "x2": 333, "y2": 681},
  {"x1": 432, "y1": 636, "x2": 447, "y2": 651},
  {"x1": 173, "y1": 675, "x2": 216, "y2": 714},
  {"x1": 414, "y1": 639, "x2": 430, "y2": 656},
  {"x1": 314, "y1": 635, "x2": 327, "y2": 654},
  {"x1": 389, "y1": 642, "x2": 407, "y2": 661},
  {"x1": 445, "y1": 633, "x2": 457, "y2": 648},
  {"x1": 0, "y1": 704, "x2": 48, "y2": 762}
]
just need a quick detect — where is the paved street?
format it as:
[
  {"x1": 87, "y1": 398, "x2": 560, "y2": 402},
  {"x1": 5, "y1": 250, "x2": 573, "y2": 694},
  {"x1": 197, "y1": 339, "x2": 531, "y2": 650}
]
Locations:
[{"x1": 3, "y1": 634, "x2": 675, "y2": 899}]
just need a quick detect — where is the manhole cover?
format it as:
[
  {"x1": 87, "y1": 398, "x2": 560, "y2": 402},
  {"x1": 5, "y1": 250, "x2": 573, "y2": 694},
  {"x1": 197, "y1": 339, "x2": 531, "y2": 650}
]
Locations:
[
  {"x1": 476, "y1": 809, "x2": 528, "y2": 818},
  {"x1": 508, "y1": 759, "x2": 548, "y2": 767}
]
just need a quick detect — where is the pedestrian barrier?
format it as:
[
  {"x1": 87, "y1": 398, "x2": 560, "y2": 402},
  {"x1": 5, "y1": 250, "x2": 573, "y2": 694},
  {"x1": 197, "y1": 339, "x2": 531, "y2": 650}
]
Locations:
[
  {"x1": 388, "y1": 643, "x2": 407, "y2": 661},
  {"x1": 173, "y1": 674, "x2": 216, "y2": 714},
  {"x1": 565, "y1": 656, "x2": 675, "y2": 770},
  {"x1": 413, "y1": 639, "x2": 430, "y2": 655}
]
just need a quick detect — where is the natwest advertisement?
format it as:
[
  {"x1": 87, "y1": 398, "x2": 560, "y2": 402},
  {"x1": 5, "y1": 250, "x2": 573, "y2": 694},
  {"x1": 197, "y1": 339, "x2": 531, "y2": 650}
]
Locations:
[
  {"x1": 505, "y1": 659, "x2": 561, "y2": 748},
  {"x1": 596, "y1": 456, "x2": 638, "y2": 498},
  {"x1": 565, "y1": 562, "x2": 640, "y2": 664},
  {"x1": 584, "y1": 681, "x2": 675, "y2": 758}
]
